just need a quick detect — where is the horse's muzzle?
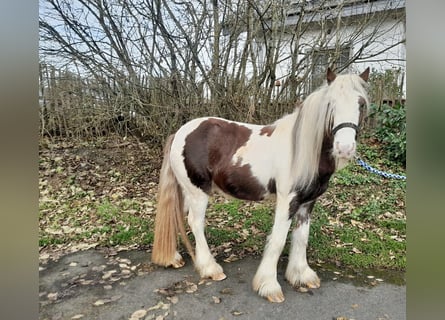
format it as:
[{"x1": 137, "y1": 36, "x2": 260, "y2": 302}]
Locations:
[{"x1": 333, "y1": 141, "x2": 356, "y2": 159}]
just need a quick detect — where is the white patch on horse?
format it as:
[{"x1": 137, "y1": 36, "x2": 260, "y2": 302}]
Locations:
[{"x1": 231, "y1": 113, "x2": 298, "y2": 195}]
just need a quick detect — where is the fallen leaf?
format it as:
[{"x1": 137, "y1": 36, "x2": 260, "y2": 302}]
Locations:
[
  {"x1": 92, "y1": 265, "x2": 106, "y2": 272},
  {"x1": 93, "y1": 299, "x2": 106, "y2": 306},
  {"x1": 110, "y1": 295, "x2": 122, "y2": 302},
  {"x1": 40, "y1": 253, "x2": 50, "y2": 260},
  {"x1": 102, "y1": 269, "x2": 117, "y2": 279},
  {"x1": 167, "y1": 296, "x2": 178, "y2": 304},
  {"x1": 220, "y1": 288, "x2": 233, "y2": 295},
  {"x1": 92, "y1": 295, "x2": 121, "y2": 306},
  {"x1": 71, "y1": 315, "x2": 84, "y2": 319},
  {"x1": 351, "y1": 247, "x2": 362, "y2": 254},
  {"x1": 161, "y1": 303, "x2": 170, "y2": 310},
  {"x1": 198, "y1": 279, "x2": 209, "y2": 285},
  {"x1": 130, "y1": 309, "x2": 147, "y2": 319},
  {"x1": 47, "y1": 292, "x2": 58, "y2": 301},
  {"x1": 118, "y1": 258, "x2": 131, "y2": 264},
  {"x1": 185, "y1": 283, "x2": 198, "y2": 293},
  {"x1": 223, "y1": 254, "x2": 239, "y2": 263},
  {"x1": 147, "y1": 301, "x2": 170, "y2": 311}
]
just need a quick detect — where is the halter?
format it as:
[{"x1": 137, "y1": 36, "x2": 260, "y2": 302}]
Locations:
[{"x1": 331, "y1": 122, "x2": 359, "y2": 136}]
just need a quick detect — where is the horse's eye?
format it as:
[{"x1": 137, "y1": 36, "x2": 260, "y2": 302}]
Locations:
[
  {"x1": 358, "y1": 97, "x2": 366, "y2": 109},
  {"x1": 358, "y1": 98, "x2": 367, "y2": 125}
]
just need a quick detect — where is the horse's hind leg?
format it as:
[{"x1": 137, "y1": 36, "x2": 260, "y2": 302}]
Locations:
[
  {"x1": 285, "y1": 201, "x2": 320, "y2": 289},
  {"x1": 186, "y1": 189, "x2": 226, "y2": 281}
]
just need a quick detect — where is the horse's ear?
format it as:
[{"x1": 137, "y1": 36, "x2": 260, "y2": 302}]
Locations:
[
  {"x1": 359, "y1": 67, "x2": 370, "y2": 82},
  {"x1": 327, "y1": 67, "x2": 336, "y2": 85}
]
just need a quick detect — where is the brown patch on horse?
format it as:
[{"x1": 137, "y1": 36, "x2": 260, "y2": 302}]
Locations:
[
  {"x1": 183, "y1": 118, "x2": 267, "y2": 201},
  {"x1": 260, "y1": 125, "x2": 275, "y2": 137},
  {"x1": 267, "y1": 178, "x2": 277, "y2": 194},
  {"x1": 289, "y1": 133, "x2": 336, "y2": 221}
]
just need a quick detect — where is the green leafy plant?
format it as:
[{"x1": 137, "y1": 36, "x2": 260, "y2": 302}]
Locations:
[
  {"x1": 366, "y1": 68, "x2": 406, "y2": 167},
  {"x1": 370, "y1": 103, "x2": 406, "y2": 166}
]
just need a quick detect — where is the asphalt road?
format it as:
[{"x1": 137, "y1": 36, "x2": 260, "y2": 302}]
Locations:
[{"x1": 39, "y1": 249, "x2": 405, "y2": 320}]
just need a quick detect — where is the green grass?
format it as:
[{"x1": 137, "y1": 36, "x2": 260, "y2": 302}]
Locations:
[
  {"x1": 39, "y1": 198, "x2": 154, "y2": 247},
  {"x1": 307, "y1": 149, "x2": 406, "y2": 270},
  {"x1": 206, "y1": 227, "x2": 239, "y2": 245}
]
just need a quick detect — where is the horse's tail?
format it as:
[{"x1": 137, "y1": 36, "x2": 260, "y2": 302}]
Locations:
[{"x1": 151, "y1": 134, "x2": 195, "y2": 267}]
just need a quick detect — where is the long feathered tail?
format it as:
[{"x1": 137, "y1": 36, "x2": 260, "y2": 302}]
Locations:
[{"x1": 151, "y1": 134, "x2": 195, "y2": 267}]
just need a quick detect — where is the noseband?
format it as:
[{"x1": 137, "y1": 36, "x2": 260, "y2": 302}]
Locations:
[{"x1": 331, "y1": 122, "x2": 359, "y2": 136}]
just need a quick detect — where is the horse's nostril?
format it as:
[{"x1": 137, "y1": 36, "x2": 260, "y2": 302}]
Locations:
[{"x1": 335, "y1": 142, "x2": 356, "y2": 158}]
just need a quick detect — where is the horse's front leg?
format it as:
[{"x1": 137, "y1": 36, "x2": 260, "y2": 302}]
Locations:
[
  {"x1": 285, "y1": 201, "x2": 320, "y2": 289},
  {"x1": 252, "y1": 193, "x2": 293, "y2": 303}
]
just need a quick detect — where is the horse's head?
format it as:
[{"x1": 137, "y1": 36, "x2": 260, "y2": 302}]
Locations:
[{"x1": 327, "y1": 67, "x2": 370, "y2": 160}]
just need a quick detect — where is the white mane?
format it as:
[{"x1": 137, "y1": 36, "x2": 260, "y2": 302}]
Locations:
[{"x1": 291, "y1": 73, "x2": 369, "y2": 189}]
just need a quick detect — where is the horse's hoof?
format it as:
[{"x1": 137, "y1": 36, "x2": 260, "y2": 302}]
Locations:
[
  {"x1": 210, "y1": 272, "x2": 227, "y2": 281},
  {"x1": 304, "y1": 277, "x2": 320, "y2": 289},
  {"x1": 266, "y1": 292, "x2": 285, "y2": 303},
  {"x1": 286, "y1": 267, "x2": 321, "y2": 289},
  {"x1": 306, "y1": 278, "x2": 320, "y2": 289},
  {"x1": 171, "y1": 258, "x2": 185, "y2": 268}
]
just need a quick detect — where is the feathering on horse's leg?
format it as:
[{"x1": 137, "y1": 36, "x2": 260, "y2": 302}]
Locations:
[
  {"x1": 187, "y1": 190, "x2": 226, "y2": 281},
  {"x1": 285, "y1": 202, "x2": 320, "y2": 289},
  {"x1": 252, "y1": 193, "x2": 293, "y2": 303},
  {"x1": 151, "y1": 135, "x2": 185, "y2": 268}
]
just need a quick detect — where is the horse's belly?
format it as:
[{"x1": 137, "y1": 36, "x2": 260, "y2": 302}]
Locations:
[{"x1": 212, "y1": 164, "x2": 271, "y2": 201}]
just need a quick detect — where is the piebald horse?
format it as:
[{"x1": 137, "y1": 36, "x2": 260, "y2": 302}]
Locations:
[{"x1": 152, "y1": 68, "x2": 370, "y2": 302}]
